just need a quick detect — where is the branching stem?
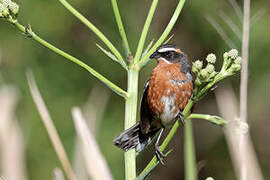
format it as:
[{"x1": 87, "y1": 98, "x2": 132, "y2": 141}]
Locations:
[
  {"x1": 57, "y1": 0, "x2": 127, "y2": 69},
  {"x1": 9, "y1": 19, "x2": 128, "y2": 99}
]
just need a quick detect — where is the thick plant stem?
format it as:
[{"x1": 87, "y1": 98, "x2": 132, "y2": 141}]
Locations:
[
  {"x1": 184, "y1": 120, "x2": 197, "y2": 180},
  {"x1": 124, "y1": 69, "x2": 139, "y2": 180}
]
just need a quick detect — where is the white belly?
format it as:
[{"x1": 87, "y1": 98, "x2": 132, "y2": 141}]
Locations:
[{"x1": 160, "y1": 95, "x2": 179, "y2": 127}]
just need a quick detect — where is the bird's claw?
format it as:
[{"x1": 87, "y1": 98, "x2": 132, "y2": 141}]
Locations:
[
  {"x1": 178, "y1": 112, "x2": 185, "y2": 124},
  {"x1": 155, "y1": 145, "x2": 167, "y2": 165}
]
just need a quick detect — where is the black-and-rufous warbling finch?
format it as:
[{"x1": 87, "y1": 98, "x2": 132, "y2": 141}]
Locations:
[{"x1": 114, "y1": 44, "x2": 194, "y2": 164}]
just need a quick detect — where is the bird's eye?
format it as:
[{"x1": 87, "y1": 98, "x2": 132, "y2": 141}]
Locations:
[{"x1": 162, "y1": 51, "x2": 170, "y2": 56}]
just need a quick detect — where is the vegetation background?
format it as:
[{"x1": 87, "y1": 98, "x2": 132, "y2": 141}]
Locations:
[{"x1": 0, "y1": 0, "x2": 270, "y2": 179}]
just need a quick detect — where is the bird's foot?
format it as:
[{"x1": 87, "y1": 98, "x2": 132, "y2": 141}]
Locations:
[
  {"x1": 177, "y1": 112, "x2": 185, "y2": 124},
  {"x1": 155, "y1": 144, "x2": 167, "y2": 165}
]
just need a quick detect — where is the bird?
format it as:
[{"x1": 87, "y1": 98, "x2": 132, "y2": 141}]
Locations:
[{"x1": 113, "y1": 44, "x2": 194, "y2": 164}]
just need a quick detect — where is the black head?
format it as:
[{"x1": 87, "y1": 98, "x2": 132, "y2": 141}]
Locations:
[{"x1": 150, "y1": 44, "x2": 186, "y2": 63}]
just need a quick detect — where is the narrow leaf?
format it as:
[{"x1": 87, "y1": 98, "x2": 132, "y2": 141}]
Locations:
[
  {"x1": 164, "y1": 34, "x2": 174, "y2": 44},
  {"x1": 133, "y1": 0, "x2": 160, "y2": 63},
  {"x1": 96, "y1": 43, "x2": 128, "y2": 70},
  {"x1": 111, "y1": 0, "x2": 132, "y2": 56},
  {"x1": 57, "y1": 0, "x2": 126, "y2": 67},
  {"x1": 138, "y1": 0, "x2": 186, "y2": 68}
]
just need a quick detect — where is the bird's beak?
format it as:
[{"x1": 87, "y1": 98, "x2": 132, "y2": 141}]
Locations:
[{"x1": 150, "y1": 51, "x2": 160, "y2": 59}]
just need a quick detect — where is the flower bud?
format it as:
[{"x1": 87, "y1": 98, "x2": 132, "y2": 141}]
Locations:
[
  {"x1": 205, "y1": 64, "x2": 215, "y2": 74},
  {"x1": 200, "y1": 69, "x2": 209, "y2": 80},
  {"x1": 195, "y1": 78, "x2": 202, "y2": 86},
  {"x1": 206, "y1": 53, "x2": 216, "y2": 64},
  {"x1": 192, "y1": 60, "x2": 203, "y2": 74},
  {"x1": 209, "y1": 71, "x2": 217, "y2": 79},
  {"x1": 9, "y1": 1, "x2": 19, "y2": 16},
  {"x1": 2, "y1": 0, "x2": 11, "y2": 7},
  {"x1": 194, "y1": 60, "x2": 203, "y2": 69},
  {"x1": 223, "y1": 52, "x2": 228, "y2": 59},
  {"x1": 0, "y1": 3, "x2": 5, "y2": 15},
  {"x1": 0, "y1": 3, "x2": 9, "y2": 17},
  {"x1": 234, "y1": 56, "x2": 241, "y2": 65},
  {"x1": 228, "y1": 49, "x2": 238, "y2": 59},
  {"x1": 230, "y1": 64, "x2": 241, "y2": 72}
]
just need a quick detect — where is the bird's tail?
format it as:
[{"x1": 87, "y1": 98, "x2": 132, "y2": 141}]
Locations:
[{"x1": 113, "y1": 123, "x2": 159, "y2": 153}]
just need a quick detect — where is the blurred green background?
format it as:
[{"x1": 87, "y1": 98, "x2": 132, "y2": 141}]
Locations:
[{"x1": 0, "y1": 0, "x2": 270, "y2": 179}]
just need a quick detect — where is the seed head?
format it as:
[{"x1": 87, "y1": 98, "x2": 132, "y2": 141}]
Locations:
[
  {"x1": 194, "y1": 60, "x2": 203, "y2": 69},
  {"x1": 8, "y1": 1, "x2": 19, "y2": 16},
  {"x1": 230, "y1": 64, "x2": 241, "y2": 72},
  {"x1": 205, "y1": 64, "x2": 215, "y2": 74},
  {"x1": 206, "y1": 53, "x2": 216, "y2": 64},
  {"x1": 192, "y1": 60, "x2": 203, "y2": 74},
  {"x1": 234, "y1": 57, "x2": 241, "y2": 65},
  {"x1": 200, "y1": 69, "x2": 209, "y2": 80},
  {"x1": 2, "y1": 0, "x2": 11, "y2": 7},
  {"x1": 228, "y1": 49, "x2": 238, "y2": 59},
  {"x1": 0, "y1": 3, "x2": 9, "y2": 17}
]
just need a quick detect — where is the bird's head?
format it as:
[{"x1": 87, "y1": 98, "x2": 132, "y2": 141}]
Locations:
[{"x1": 150, "y1": 44, "x2": 186, "y2": 64}]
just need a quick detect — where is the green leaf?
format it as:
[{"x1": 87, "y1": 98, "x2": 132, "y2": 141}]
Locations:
[
  {"x1": 138, "y1": 0, "x2": 186, "y2": 68},
  {"x1": 96, "y1": 43, "x2": 128, "y2": 70},
  {"x1": 111, "y1": 0, "x2": 132, "y2": 56},
  {"x1": 164, "y1": 34, "x2": 174, "y2": 44},
  {"x1": 57, "y1": 0, "x2": 127, "y2": 68}
]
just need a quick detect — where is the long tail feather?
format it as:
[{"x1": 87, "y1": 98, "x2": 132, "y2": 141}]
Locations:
[{"x1": 113, "y1": 123, "x2": 159, "y2": 152}]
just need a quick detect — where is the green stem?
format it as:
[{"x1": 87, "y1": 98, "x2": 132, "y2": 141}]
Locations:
[
  {"x1": 195, "y1": 73, "x2": 224, "y2": 100},
  {"x1": 111, "y1": 0, "x2": 132, "y2": 56},
  {"x1": 133, "y1": 0, "x2": 159, "y2": 64},
  {"x1": 139, "y1": 99, "x2": 194, "y2": 177},
  {"x1": 10, "y1": 20, "x2": 128, "y2": 99},
  {"x1": 138, "y1": 0, "x2": 186, "y2": 68},
  {"x1": 138, "y1": 72, "x2": 228, "y2": 178},
  {"x1": 57, "y1": 0, "x2": 127, "y2": 69},
  {"x1": 184, "y1": 120, "x2": 197, "y2": 180},
  {"x1": 188, "y1": 114, "x2": 227, "y2": 126},
  {"x1": 124, "y1": 69, "x2": 139, "y2": 180}
]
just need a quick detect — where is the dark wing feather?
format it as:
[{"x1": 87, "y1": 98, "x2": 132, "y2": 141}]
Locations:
[{"x1": 140, "y1": 80, "x2": 152, "y2": 134}]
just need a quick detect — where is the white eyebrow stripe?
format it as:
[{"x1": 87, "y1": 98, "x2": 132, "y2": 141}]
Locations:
[
  {"x1": 157, "y1": 47, "x2": 177, "y2": 53},
  {"x1": 158, "y1": 57, "x2": 172, "y2": 64}
]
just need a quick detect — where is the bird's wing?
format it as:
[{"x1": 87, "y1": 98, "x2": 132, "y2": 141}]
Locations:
[{"x1": 140, "y1": 80, "x2": 152, "y2": 134}]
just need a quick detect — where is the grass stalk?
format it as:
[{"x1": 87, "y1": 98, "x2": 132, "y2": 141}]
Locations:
[
  {"x1": 57, "y1": 0, "x2": 127, "y2": 68},
  {"x1": 240, "y1": 0, "x2": 250, "y2": 179},
  {"x1": 124, "y1": 69, "x2": 139, "y2": 180},
  {"x1": 72, "y1": 107, "x2": 113, "y2": 180},
  {"x1": 27, "y1": 71, "x2": 77, "y2": 180}
]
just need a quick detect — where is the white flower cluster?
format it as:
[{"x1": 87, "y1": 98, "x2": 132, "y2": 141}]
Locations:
[
  {"x1": 192, "y1": 49, "x2": 242, "y2": 87},
  {"x1": 0, "y1": 0, "x2": 19, "y2": 18},
  {"x1": 222, "y1": 49, "x2": 241, "y2": 75},
  {"x1": 192, "y1": 53, "x2": 217, "y2": 86}
]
